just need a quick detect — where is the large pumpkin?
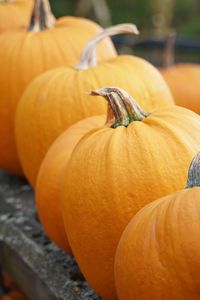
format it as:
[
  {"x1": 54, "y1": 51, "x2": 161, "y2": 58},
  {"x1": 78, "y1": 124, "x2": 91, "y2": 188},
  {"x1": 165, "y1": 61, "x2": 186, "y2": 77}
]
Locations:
[
  {"x1": 16, "y1": 23, "x2": 174, "y2": 187},
  {"x1": 0, "y1": 0, "x2": 32, "y2": 33},
  {"x1": 0, "y1": 0, "x2": 116, "y2": 176},
  {"x1": 115, "y1": 152, "x2": 200, "y2": 300},
  {"x1": 36, "y1": 115, "x2": 105, "y2": 252},
  {"x1": 61, "y1": 87, "x2": 200, "y2": 300},
  {"x1": 161, "y1": 63, "x2": 200, "y2": 114}
]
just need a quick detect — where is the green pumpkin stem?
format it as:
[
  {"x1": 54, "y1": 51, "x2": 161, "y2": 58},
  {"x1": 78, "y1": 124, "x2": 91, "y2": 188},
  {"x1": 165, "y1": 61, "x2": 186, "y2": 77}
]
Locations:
[
  {"x1": 186, "y1": 152, "x2": 200, "y2": 188},
  {"x1": 91, "y1": 87, "x2": 149, "y2": 128},
  {"x1": 75, "y1": 23, "x2": 139, "y2": 70},
  {"x1": 28, "y1": 0, "x2": 55, "y2": 32}
]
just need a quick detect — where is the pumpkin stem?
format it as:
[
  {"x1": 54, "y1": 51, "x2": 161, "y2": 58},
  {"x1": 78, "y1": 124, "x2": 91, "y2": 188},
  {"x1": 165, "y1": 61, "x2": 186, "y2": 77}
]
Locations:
[
  {"x1": 28, "y1": 0, "x2": 55, "y2": 32},
  {"x1": 91, "y1": 87, "x2": 149, "y2": 128},
  {"x1": 75, "y1": 23, "x2": 139, "y2": 70},
  {"x1": 186, "y1": 152, "x2": 200, "y2": 188}
]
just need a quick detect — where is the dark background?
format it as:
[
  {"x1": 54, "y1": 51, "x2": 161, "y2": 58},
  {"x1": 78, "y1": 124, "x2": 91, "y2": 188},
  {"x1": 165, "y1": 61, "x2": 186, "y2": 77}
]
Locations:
[
  {"x1": 49, "y1": 0, "x2": 200, "y2": 65},
  {"x1": 49, "y1": 0, "x2": 200, "y2": 35}
]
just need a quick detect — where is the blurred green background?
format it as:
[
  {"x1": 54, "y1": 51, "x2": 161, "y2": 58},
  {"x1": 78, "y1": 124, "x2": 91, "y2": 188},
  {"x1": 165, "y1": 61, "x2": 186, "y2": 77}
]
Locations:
[
  {"x1": 49, "y1": 0, "x2": 200, "y2": 64},
  {"x1": 49, "y1": 0, "x2": 200, "y2": 35}
]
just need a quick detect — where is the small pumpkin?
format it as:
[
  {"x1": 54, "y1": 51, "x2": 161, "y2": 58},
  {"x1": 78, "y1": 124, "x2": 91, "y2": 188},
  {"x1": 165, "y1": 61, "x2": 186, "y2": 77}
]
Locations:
[
  {"x1": 16, "y1": 23, "x2": 174, "y2": 187},
  {"x1": 161, "y1": 63, "x2": 200, "y2": 114},
  {"x1": 0, "y1": 0, "x2": 116, "y2": 176},
  {"x1": 115, "y1": 152, "x2": 200, "y2": 300},
  {"x1": 36, "y1": 115, "x2": 105, "y2": 252},
  {"x1": 0, "y1": 0, "x2": 32, "y2": 33},
  {"x1": 61, "y1": 87, "x2": 200, "y2": 300}
]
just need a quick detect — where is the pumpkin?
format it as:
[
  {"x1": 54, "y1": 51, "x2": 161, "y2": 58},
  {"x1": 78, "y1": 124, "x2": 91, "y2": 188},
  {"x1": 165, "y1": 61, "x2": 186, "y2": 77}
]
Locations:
[
  {"x1": 0, "y1": 0, "x2": 116, "y2": 176},
  {"x1": 16, "y1": 23, "x2": 174, "y2": 187},
  {"x1": 0, "y1": 0, "x2": 32, "y2": 33},
  {"x1": 115, "y1": 152, "x2": 200, "y2": 300},
  {"x1": 1, "y1": 273, "x2": 27, "y2": 300},
  {"x1": 61, "y1": 87, "x2": 200, "y2": 300},
  {"x1": 1, "y1": 291, "x2": 27, "y2": 300},
  {"x1": 161, "y1": 63, "x2": 200, "y2": 114},
  {"x1": 36, "y1": 115, "x2": 105, "y2": 252}
]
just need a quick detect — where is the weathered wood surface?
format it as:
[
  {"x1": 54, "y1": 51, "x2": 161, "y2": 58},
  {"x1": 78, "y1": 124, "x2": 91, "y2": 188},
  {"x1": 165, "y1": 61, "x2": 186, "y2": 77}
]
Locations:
[{"x1": 0, "y1": 171, "x2": 100, "y2": 300}]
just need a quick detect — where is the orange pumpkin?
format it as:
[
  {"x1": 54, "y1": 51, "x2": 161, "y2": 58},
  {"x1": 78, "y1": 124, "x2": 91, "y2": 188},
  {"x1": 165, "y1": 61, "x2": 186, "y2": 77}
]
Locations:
[
  {"x1": 61, "y1": 87, "x2": 200, "y2": 300},
  {"x1": 36, "y1": 115, "x2": 105, "y2": 252},
  {"x1": 115, "y1": 152, "x2": 200, "y2": 300},
  {"x1": 0, "y1": 0, "x2": 32, "y2": 33},
  {"x1": 161, "y1": 63, "x2": 200, "y2": 114},
  {"x1": 16, "y1": 23, "x2": 174, "y2": 187},
  {"x1": 0, "y1": 273, "x2": 27, "y2": 300},
  {"x1": 1, "y1": 291, "x2": 27, "y2": 300},
  {"x1": 0, "y1": 0, "x2": 116, "y2": 176}
]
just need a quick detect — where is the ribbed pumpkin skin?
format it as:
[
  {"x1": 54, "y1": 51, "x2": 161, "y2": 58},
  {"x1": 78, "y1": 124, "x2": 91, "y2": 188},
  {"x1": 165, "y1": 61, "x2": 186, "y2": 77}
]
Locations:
[
  {"x1": 161, "y1": 63, "x2": 200, "y2": 114},
  {"x1": 115, "y1": 188, "x2": 200, "y2": 300},
  {"x1": 16, "y1": 55, "x2": 173, "y2": 186},
  {"x1": 0, "y1": 18, "x2": 116, "y2": 176},
  {"x1": 36, "y1": 115, "x2": 105, "y2": 252},
  {"x1": 0, "y1": 0, "x2": 32, "y2": 33},
  {"x1": 61, "y1": 106, "x2": 200, "y2": 300}
]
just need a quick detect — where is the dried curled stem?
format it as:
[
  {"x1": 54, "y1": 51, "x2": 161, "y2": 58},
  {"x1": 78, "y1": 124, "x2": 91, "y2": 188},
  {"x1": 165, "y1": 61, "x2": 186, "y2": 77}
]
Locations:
[{"x1": 76, "y1": 23, "x2": 139, "y2": 70}]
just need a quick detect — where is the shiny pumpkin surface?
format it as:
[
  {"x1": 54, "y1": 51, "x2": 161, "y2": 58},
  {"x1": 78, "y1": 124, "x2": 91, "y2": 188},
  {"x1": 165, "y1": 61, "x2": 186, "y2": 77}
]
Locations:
[
  {"x1": 16, "y1": 55, "x2": 173, "y2": 186},
  {"x1": 0, "y1": 0, "x2": 32, "y2": 33},
  {"x1": 115, "y1": 188, "x2": 200, "y2": 300},
  {"x1": 0, "y1": 17, "x2": 116, "y2": 176},
  {"x1": 161, "y1": 63, "x2": 200, "y2": 114},
  {"x1": 61, "y1": 106, "x2": 200, "y2": 300},
  {"x1": 36, "y1": 115, "x2": 105, "y2": 252}
]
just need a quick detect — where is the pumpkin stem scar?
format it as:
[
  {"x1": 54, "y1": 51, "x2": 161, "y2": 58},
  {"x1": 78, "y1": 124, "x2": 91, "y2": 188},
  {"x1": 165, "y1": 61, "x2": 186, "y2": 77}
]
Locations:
[
  {"x1": 91, "y1": 87, "x2": 150, "y2": 128},
  {"x1": 75, "y1": 23, "x2": 139, "y2": 71},
  {"x1": 186, "y1": 152, "x2": 200, "y2": 188},
  {"x1": 27, "y1": 0, "x2": 55, "y2": 32}
]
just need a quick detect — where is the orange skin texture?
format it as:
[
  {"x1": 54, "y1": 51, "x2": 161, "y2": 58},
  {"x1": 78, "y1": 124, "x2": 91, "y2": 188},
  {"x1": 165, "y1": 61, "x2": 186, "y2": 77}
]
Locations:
[
  {"x1": 16, "y1": 55, "x2": 173, "y2": 186},
  {"x1": 36, "y1": 115, "x2": 105, "y2": 252},
  {"x1": 0, "y1": 17, "x2": 116, "y2": 176},
  {"x1": 61, "y1": 106, "x2": 200, "y2": 300},
  {"x1": 0, "y1": 0, "x2": 32, "y2": 33},
  {"x1": 161, "y1": 63, "x2": 200, "y2": 114},
  {"x1": 115, "y1": 188, "x2": 200, "y2": 300}
]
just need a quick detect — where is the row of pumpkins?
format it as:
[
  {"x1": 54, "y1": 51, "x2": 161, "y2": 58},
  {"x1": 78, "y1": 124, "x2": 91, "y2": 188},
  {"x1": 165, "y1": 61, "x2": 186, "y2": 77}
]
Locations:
[{"x1": 1, "y1": 0, "x2": 200, "y2": 300}]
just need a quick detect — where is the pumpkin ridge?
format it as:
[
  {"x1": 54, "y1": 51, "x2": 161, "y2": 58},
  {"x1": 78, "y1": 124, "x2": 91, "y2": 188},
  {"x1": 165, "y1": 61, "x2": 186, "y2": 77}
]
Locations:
[
  {"x1": 143, "y1": 112, "x2": 200, "y2": 154},
  {"x1": 45, "y1": 29, "x2": 68, "y2": 64},
  {"x1": 115, "y1": 151, "x2": 200, "y2": 300}
]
